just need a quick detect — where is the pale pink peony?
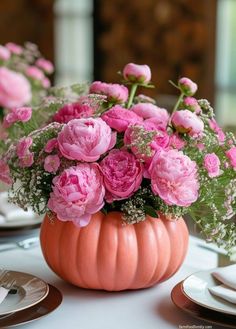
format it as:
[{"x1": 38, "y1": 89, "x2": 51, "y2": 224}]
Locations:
[
  {"x1": 171, "y1": 110, "x2": 204, "y2": 137},
  {"x1": 3, "y1": 107, "x2": 32, "y2": 128},
  {"x1": 26, "y1": 66, "x2": 44, "y2": 81},
  {"x1": 123, "y1": 63, "x2": 151, "y2": 84},
  {"x1": 44, "y1": 155, "x2": 60, "y2": 173},
  {"x1": 53, "y1": 102, "x2": 94, "y2": 123},
  {"x1": 150, "y1": 149, "x2": 199, "y2": 207},
  {"x1": 6, "y1": 42, "x2": 23, "y2": 55},
  {"x1": 178, "y1": 77, "x2": 198, "y2": 96},
  {"x1": 131, "y1": 103, "x2": 169, "y2": 129},
  {"x1": 0, "y1": 159, "x2": 12, "y2": 185},
  {"x1": 44, "y1": 138, "x2": 58, "y2": 153},
  {"x1": 209, "y1": 118, "x2": 225, "y2": 144},
  {"x1": 100, "y1": 149, "x2": 143, "y2": 202},
  {"x1": 101, "y1": 105, "x2": 143, "y2": 132},
  {"x1": 36, "y1": 58, "x2": 54, "y2": 74},
  {"x1": 47, "y1": 163, "x2": 105, "y2": 226},
  {"x1": 16, "y1": 137, "x2": 33, "y2": 158},
  {"x1": 0, "y1": 46, "x2": 10, "y2": 60},
  {"x1": 225, "y1": 147, "x2": 236, "y2": 169},
  {"x1": 169, "y1": 133, "x2": 186, "y2": 150},
  {"x1": 204, "y1": 153, "x2": 221, "y2": 178},
  {"x1": 89, "y1": 81, "x2": 128, "y2": 103},
  {"x1": 58, "y1": 118, "x2": 113, "y2": 162},
  {"x1": 0, "y1": 67, "x2": 32, "y2": 108},
  {"x1": 183, "y1": 97, "x2": 201, "y2": 114}
]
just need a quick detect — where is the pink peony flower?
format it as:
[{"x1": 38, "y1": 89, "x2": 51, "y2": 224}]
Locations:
[
  {"x1": 100, "y1": 149, "x2": 143, "y2": 202},
  {"x1": 123, "y1": 63, "x2": 151, "y2": 84},
  {"x1": 16, "y1": 137, "x2": 33, "y2": 158},
  {"x1": 131, "y1": 103, "x2": 169, "y2": 129},
  {"x1": 5, "y1": 42, "x2": 23, "y2": 55},
  {"x1": 0, "y1": 46, "x2": 10, "y2": 61},
  {"x1": 3, "y1": 107, "x2": 32, "y2": 128},
  {"x1": 171, "y1": 110, "x2": 204, "y2": 137},
  {"x1": 36, "y1": 58, "x2": 54, "y2": 74},
  {"x1": 58, "y1": 118, "x2": 113, "y2": 162},
  {"x1": 0, "y1": 67, "x2": 32, "y2": 108},
  {"x1": 44, "y1": 155, "x2": 60, "y2": 173},
  {"x1": 89, "y1": 81, "x2": 128, "y2": 103},
  {"x1": 169, "y1": 133, "x2": 186, "y2": 150},
  {"x1": 26, "y1": 66, "x2": 44, "y2": 81},
  {"x1": 101, "y1": 105, "x2": 143, "y2": 132},
  {"x1": 183, "y1": 97, "x2": 201, "y2": 114},
  {"x1": 0, "y1": 159, "x2": 12, "y2": 185},
  {"x1": 47, "y1": 163, "x2": 105, "y2": 226},
  {"x1": 44, "y1": 138, "x2": 58, "y2": 153},
  {"x1": 208, "y1": 118, "x2": 225, "y2": 144},
  {"x1": 225, "y1": 147, "x2": 236, "y2": 169},
  {"x1": 53, "y1": 102, "x2": 94, "y2": 123},
  {"x1": 143, "y1": 119, "x2": 170, "y2": 150},
  {"x1": 178, "y1": 77, "x2": 198, "y2": 96},
  {"x1": 150, "y1": 149, "x2": 199, "y2": 207},
  {"x1": 204, "y1": 153, "x2": 221, "y2": 178}
]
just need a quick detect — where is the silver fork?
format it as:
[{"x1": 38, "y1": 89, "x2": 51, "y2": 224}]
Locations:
[{"x1": 0, "y1": 236, "x2": 39, "y2": 252}]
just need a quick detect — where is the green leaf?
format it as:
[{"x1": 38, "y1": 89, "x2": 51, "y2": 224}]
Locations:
[{"x1": 144, "y1": 205, "x2": 158, "y2": 218}]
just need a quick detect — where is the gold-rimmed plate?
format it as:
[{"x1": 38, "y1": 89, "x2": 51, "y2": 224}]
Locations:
[
  {"x1": 171, "y1": 281, "x2": 236, "y2": 329},
  {"x1": 0, "y1": 271, "x2": 49, "y2": 316}
]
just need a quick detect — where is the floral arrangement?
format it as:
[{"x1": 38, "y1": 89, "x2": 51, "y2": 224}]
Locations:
[{"x1": 1, "y1": 62, "x2": 236, "y2": 251}]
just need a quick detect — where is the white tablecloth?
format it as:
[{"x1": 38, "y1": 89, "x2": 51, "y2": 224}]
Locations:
[{"x1": 0, "y1": 235, "x2": 224, "y2": 329}]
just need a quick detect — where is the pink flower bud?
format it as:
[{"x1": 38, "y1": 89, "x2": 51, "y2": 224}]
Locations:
[
  {"x1": 0, "y1": 46, "x2": 10, "y2": 61},
  {"x1": 123, "y1": 63, "x2": 151, "y2": 84},
  {"x1": 26, "y1": 66, "x2": 44, "y2": 81},
  {"x1": 183, "y1": 97, "x2": 201, "y2": 114},
  {"x1": 204, "y1": 153, "x2": 221, "y2": 178},
  {"x1": 5, "y1": 42, "x2": 23, "y2": 55},
  {"x1": 178, "y1": 77, "x2": 198, "y2": 96},
  {"x1": 225, "y1": 147, "x2": 236, "y2": 169},
  {"x1": 171, "y1": 110, "x2": 204, "y2": 138},
  {"x1": 36, "y1": 58, "x2": 54, "y2": 74}
]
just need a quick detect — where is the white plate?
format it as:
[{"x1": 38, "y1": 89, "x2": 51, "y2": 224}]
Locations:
[
  {"x1": 182, "y1": 269, "x2": 236, "y2": 316},
  {"x1": 0, "y1": 215, "x2": 42, "y2": 230},
  {"x1": 0, "y1": 270, "x2": 49, "y2": 316}
]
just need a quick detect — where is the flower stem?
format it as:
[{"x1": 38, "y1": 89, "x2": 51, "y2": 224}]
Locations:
[
  {"x1": 127, "y1": 83, "x2": 138, "y2": 108},
  {"x1": 172, "y1": 92, "x2": 184, "y2": 115}
]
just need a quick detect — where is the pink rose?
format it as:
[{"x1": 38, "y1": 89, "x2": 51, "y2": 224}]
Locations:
[
  {"x1": 58, "y1": 118, "x2": 113, "y2": 162},
  {"x1": 131, "y1": 103, "x2": 169, "y2": 129},
  {"x1": 44, "y1": 155, "x2": 60, "y2": 173},
  {"x1": 183, "y1": 97, "x2": 201, "y2": 114},
  {"x1": 26, "y1": 66, "x2": 44, "y2": 81},
  {"x1": 3, "y1": 107, "x2": 32, "y2": 128},
  {"x1": 100, "y1": 149, "x2": 143, "y2": 202},
  {"x1": 169, "y1": 133, "x2": 186, "y2": 150},
  {"x1": 16, "y1": 137, "x2": 33, "y2": 158},
  {"x1": 178, "y1": 77, "x2": 198, "y2": 96},
  {"x1": 89, "y1": 82, "x2": 128, "y2": 103},
  {"x1": 204, "y1": 153, "x2": 221, "y2": 178},
  {"x1": 0, "y1": 159, "x2": 12, "y2": 185},
  {"x1": 36, "y1": 58, "x2": 54, "y2": 74},
  {"x1": 101, "y1": 105, "x2": 143, "y2": 132},
  {"x1": 44, "y1": 138, "x2": 58, "y2": 153},
  {"x1": 53, "y1": 102, "x2": 94, "y2": 123},
  {"x1": 225, "y1": 147, "x2": 236, "y2": 169},
  {"x1": 47, "y1": 163, "x2": 105, "y2": 227},
  {"x1": 209, "y1": 118, "x2": 225, "y2": 144},
  {"x1": 150, "y1": 149, "x2": 199, "y2": 207},
  {"x1": 0, "y1": 67, "x2": 32, "y2": 108},
  {"x1": 123, "y1": 63, "x2": 151, "y2": 84},
  {"x1": 5, "y1": 42, "x2": 23, "y2": 55},
  {"x1": 0, "y1": 46, "x2": 10, "y2": 60},
  {"x1": 171, "y1": 110, "x2": 204, "y2": 137}
]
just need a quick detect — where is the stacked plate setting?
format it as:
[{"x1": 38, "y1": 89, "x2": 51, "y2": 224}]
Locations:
[{"x1": 171, "y1": 269, "x2": 236, "y2": 329}]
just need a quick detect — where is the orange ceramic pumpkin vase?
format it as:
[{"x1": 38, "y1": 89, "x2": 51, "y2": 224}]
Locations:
[{"x1": 40, "y1": 211, "x2": 189, "y2": 291}]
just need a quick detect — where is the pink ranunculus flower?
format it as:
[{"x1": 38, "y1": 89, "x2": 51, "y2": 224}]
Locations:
[
  {"x1": 53, "y1": 102, "x2": 94, "y2": 123},
  {"x1": 44, "y1": 138, "x2": 58, "y2": 153},
  {"x1": 123, "y1": 63, "x2": 151, "y2": 84},
  {"x1": 47, "y1": 163, "x2": 105, "y2": 227},
  {"x1": 150, "y1": 149, "x2": 199, "y2": 207},
  {"x1": 0, "y1": 159, "x2": 12, "y2": 185},
  {"x1": 0, "y1": 67, "x2": 32, "y2": 108},
  {"x1": 169, "y1": 133, "x2": 186, "y2": 150},
  {"x1": 89, "y1": 81, "x2": 128, "y2": 104},
  {"x1": 36, "y1": 58, "x2": 54, "y2": 74},
  {"x1": 0, "y1": 46, "x2": 10, "y2": 61},
  {"x1": 100, "y1": 149, "x2": 143, "y2": 202},
  {"x1": 3, "y1": 107, "x2": 32, "y2": 128},
  {"x1": 178, "y1": 77, "x2": 198, "y2": 96},
  {"x1": 131, "y1": 103, "x2": 169, "y2": 129},
  {"x1": 5, "y1": 42, "x2": 23, "y2": 55},
  {"x1": 208, "y1": 118, "x2": 225, "y2": 144},
  {"x1": 26, "y1": 66, "x2": 44, "y2": 81},
  {"x1": 58, "y1": 118, "x2": 113, "y2": 162},
  {"x1": 171, "y1": 110, "x2": 204, "y2": 137},
  {"x1": 101, "y1": 105, "x2": 143, "y2": 132},
  {"x1": 183, "y1": 97, "x2": 201, "y2": 114},
  {"x1": 225, "y1": 147, "x2": 236, "y2": 169},
  {"x1": 204, "y1": 153, "x2": 221, "y2": 178},
  {"x1": 44, "y1": 155, "x2": 60, "y2": 173},
  {"x1": 16, "y1": 137, "x2": 33, "y2": 158}
]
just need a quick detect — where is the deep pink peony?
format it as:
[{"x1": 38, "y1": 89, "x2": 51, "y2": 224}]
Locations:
[
  {"x1": 100, "y1": 149, "x2": 143, "y2": 202},
  {"x1": 3, "y1": 107, "x2": 32, "y2": 128},
  {"x1": 0, "y1": 46, "x2": 10, "y2": 61},
  {"x1": 123, "y1": 63, "x2": 151, "y2": 84},
  {"x1": 89, "y1": 81, "x2": 128, "y2": 103},
  {"x1": 47, "y1": 163, "x2": 105, "y2": 226},
  {"x1": 178, "y1": 77, "x2": 198, "y2": 96},
  {"x1": 171, "y1": 110, "x2": 204, "y2": 137},
  {"x1": 53, "y1": 102, "x2": 94, "y2": 123},
  {"x1": 225, "y1": 147, "x2": 236, "y2": 169},
  {"x1": 131, "y1": 103, "x2": 169, "y2": 129},
  {"x1": 58, "y1": 118, "x2": 113, "y2": 162},
  {"x1": 0, "y1": 67, "x2": 32, "y2": 108},
  {"x1": 150, "y1": 149, "x2": 199, "y2": 207},
  {"x1": 204, "y1": 153, "x2": 221, "y2": 178},
  {"x1": 101, "y1": 105, "x2": 143, "y2": 132},
  {"x1": 0, "y1": 159, "x2": 12, "y2": 185},
  {"x1": 36, "y1": 58, "x2": 54, "y2": 74},
  {"x1": 26, "y1": 66, "x2": 44, "y2": 81}
]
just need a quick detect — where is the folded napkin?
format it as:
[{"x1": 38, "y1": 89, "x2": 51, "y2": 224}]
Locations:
[
  {"x1": 209, "y1": 284, "x2": 236, "y2": 304},
  {"x1": 0, "y1": 286, "x2": 9, "y2": 305}
]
